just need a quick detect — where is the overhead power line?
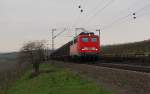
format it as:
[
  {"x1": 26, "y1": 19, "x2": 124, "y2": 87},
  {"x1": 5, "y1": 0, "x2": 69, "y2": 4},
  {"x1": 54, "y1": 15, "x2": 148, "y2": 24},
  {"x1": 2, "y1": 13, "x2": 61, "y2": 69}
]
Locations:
[
  {"x1": 135, "y1": 3, "x2": 150, "y2": 13},
  {"x1": 79, "y1": 0, "x2": 108, "y2": 26},
  {"x1": 138, "y1": 10, "x2": 150, "y2": 18},
  {"x1": 85, "y1": 0, "x2": 115, "y2": 24},
  {"x1": 102, "y1": 14, "x2": 132, "y2": 30},
  {"x1": 101, "y1": 2, "x2": 150, "y2": 30},
  {"x1": 82, "y1": 0, "x2": 88, "y2": 7},
  {"x1": 88, "y1": 0, "x2": 106, "y2": 14}
]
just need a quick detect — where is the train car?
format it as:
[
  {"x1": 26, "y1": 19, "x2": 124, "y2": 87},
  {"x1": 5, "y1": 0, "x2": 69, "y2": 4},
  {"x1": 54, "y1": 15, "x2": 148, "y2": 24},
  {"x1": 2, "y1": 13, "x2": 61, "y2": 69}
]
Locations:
[{"x1": 50, "y1": 32, "x2": 100, "y2": 60}]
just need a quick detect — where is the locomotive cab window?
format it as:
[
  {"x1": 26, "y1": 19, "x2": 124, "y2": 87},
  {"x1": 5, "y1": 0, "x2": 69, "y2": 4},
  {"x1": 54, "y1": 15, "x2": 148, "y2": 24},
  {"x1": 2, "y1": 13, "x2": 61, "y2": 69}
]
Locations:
[
  {"x1": 82, "y1": 38, "x2": 88, "y2": 42},
  {"x1": 91, "y1": 38, "x2": 97, "y2": 42}
]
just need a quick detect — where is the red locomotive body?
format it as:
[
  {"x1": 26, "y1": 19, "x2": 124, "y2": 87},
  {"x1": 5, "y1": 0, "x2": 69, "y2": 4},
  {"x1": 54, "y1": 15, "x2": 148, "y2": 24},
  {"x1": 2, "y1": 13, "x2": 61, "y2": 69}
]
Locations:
[
  {"x1": 51, "y1": 32, "x2": 100, "y2": 60},
  {"x1": 70, "y1": 32, "x2": 100, "y2": 56}
]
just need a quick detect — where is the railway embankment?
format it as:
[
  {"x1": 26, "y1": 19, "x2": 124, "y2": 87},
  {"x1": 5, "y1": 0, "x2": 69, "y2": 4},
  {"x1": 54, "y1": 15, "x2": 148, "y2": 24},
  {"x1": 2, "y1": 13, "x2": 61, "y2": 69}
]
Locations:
[
  {"x1": 51, "y1": 60, "x2": 150, "y2": 94},
  {"x1": 7, "y1": 63, "x2": 113, "y2": 94}
]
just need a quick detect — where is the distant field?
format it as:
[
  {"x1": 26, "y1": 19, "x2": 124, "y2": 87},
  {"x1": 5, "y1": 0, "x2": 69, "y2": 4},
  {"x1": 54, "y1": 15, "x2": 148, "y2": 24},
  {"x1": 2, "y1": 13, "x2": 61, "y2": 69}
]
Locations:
[{"x1": 0, "y1": 52, "x2": 18, "y2": 63}]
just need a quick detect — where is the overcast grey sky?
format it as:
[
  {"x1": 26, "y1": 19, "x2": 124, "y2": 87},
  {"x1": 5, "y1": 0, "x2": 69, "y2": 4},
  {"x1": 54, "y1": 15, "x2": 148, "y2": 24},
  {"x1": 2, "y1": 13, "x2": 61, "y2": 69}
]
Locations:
[{"x1": 0, "y1": 0, "x2": 150, "y2": 52}]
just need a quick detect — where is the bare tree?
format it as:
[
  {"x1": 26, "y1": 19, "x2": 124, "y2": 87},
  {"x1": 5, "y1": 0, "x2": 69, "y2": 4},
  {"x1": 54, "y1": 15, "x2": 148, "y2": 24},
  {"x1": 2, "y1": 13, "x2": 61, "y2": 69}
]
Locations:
[{"x1": 19, "y1": 40, "x2": 46, "y2": 76}]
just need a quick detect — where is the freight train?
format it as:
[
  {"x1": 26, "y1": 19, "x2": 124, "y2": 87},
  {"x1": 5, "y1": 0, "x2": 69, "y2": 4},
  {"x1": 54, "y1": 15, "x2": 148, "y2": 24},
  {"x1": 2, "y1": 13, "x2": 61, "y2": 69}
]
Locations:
[{"x1": 50, "y1": 32, "x2": 100, "y2": 60}]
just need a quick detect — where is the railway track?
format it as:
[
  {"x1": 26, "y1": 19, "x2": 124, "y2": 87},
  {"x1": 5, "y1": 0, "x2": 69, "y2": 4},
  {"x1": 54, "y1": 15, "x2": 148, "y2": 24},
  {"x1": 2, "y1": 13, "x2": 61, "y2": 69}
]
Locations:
[
  {"x1": 51, "y1": 60, "x2": 150, "y2": 94},
  {"x1": 52, "y1": 56, "x2": 150, "y2": 73},
  {"x1": 93, "y1": 63, "x2": 150, "y2": 73}
]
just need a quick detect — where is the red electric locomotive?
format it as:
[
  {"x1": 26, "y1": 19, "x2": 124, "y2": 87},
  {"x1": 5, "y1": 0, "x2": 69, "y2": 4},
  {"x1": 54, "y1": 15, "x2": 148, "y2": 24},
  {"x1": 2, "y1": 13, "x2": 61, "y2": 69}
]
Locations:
[
  {"x1": 50, "y1": 32, "x2": 100, "y2": 60},
  {"x1": 70, "y1": 32, "x2": 100, "y2": 57}
]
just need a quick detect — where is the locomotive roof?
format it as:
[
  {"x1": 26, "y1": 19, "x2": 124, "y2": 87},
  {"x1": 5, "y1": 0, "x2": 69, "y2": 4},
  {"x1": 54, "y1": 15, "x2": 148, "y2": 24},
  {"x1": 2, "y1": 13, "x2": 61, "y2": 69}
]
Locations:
[{"x1": 79, "y1": 32, "x2": 94, "y2": 35}]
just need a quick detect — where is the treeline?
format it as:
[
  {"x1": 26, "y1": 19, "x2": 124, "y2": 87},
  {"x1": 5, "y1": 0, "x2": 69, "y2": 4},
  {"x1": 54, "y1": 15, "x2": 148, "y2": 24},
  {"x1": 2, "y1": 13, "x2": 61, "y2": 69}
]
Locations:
[{"x1": 101, "y1": 40, "x2": 150, "y2": 55}]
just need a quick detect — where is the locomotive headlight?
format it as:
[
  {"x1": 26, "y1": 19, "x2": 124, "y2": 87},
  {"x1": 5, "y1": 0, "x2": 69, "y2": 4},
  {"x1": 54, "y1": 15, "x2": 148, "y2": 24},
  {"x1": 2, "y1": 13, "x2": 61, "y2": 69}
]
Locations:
[
  {"x1": 81, "y1": 47, "x2": 98, "y2": 51},
  {"x1": 91, "y1": 47, "x2": 98, "y2": 51},
  {"x1": 81, "y1": 47, "x2": 88, "y2": 50},
  {"x1": 91, "y1": 47, "x2": 96, "y2": 50}
]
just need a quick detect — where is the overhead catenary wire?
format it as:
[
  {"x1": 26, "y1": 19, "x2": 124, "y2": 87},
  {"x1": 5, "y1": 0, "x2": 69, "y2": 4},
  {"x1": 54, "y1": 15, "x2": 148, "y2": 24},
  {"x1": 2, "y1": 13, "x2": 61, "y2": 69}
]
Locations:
[
  {"x1": 71, "y1": 0, "x2": 88, "y2": 36},
  {"x1": 101, "y1": 14, "x2": 132, "y2": 30},
  {"x1": 137, "y1": 10, "x2": 150, "y2": 18},
  {"x1": 84, "y1": 0, "x2": 115, "y2": 25},
  {"x1": 73, "y1": 0, "x2": 105, "y2": 25},
  {"x1": 135, "y1": 3, "x2": 150, "y2": 13},
  {"x1": 72, "y1": 12, "x2": 83, "y2": 28},
  {"x1": 82, "y1": 0, "x2": 148, "y2": 30},
  {"x1": 72, "y1": 0, "x2": 84, "y2": 27},
  {"x1": 79, "y1": 0, "x2": 108, "y2": 26},
  {"x1": 72, "y1": 0, "x2": 150, "y2": 34},
  {"x1": 82, "y1": 0, "x2": 88, "y2": 7},
  {"x1": 87, "y1": 0, "x2": 107, "y2": 15},
  {"x1": 111, "y1": 0, "x2": 142, "y2": 16},
  {"x1": 101, "y1": 0, "x2": 140, "y2": 22},
  {"x1": 101, "y1": 2, "x2": 150, "y2": 30}
]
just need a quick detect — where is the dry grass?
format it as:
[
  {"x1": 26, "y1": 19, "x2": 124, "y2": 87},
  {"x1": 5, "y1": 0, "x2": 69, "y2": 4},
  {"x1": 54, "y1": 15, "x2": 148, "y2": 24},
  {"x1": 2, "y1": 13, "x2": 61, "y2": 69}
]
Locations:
[{"x1": 0, "y1": 58, "x2": 29, "y2": 94}]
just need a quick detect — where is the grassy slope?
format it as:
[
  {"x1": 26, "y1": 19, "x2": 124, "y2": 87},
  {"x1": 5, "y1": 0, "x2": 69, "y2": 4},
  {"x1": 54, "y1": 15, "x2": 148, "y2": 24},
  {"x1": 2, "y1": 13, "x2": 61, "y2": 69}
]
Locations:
[
  {"x1": 0, "y1": 53, "x2": 19, "y2": 94},
  {"x1": 0, "y1": 52, "x2": 32, "y2": 94},
  {"x1": 7, "y1": 64, "x2": 113, "y2": 94},
  {"x1": 102, "y1": 40, "x2": 150, "y2": 54}
]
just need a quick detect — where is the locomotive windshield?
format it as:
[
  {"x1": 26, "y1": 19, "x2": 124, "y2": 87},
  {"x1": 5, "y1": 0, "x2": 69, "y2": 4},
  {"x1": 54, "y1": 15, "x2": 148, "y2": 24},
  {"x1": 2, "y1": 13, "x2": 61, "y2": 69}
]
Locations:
[
  {"x1": 82, "y1": 38, "x2": 88, "y2": 42},
  {"x1": 91, "y1": 38, "x2": 97, "y2": 42}
]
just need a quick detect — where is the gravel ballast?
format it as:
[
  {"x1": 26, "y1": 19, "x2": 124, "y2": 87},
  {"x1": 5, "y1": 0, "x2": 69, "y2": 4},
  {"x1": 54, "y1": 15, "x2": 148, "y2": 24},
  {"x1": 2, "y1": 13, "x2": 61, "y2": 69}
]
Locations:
[{"x1": 50, "y1": 60, "x2": 150, "y2": 94}]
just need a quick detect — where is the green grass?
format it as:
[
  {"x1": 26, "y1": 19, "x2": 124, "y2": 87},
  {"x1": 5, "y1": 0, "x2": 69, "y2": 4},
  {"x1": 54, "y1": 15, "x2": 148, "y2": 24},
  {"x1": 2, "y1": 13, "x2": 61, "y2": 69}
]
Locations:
[{"x1": 7, "y1": 63, "x2": 113, "y2": 94}]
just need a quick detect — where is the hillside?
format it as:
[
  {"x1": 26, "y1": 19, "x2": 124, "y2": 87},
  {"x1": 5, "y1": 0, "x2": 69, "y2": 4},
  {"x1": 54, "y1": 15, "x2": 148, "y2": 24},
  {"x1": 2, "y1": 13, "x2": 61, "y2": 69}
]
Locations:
[
  {"x1": 0, "y1": 52, "x2": 18, "y2": 61},
  {"x1": 102, "y1": 40, "x2": 150, "y2": 54}
]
